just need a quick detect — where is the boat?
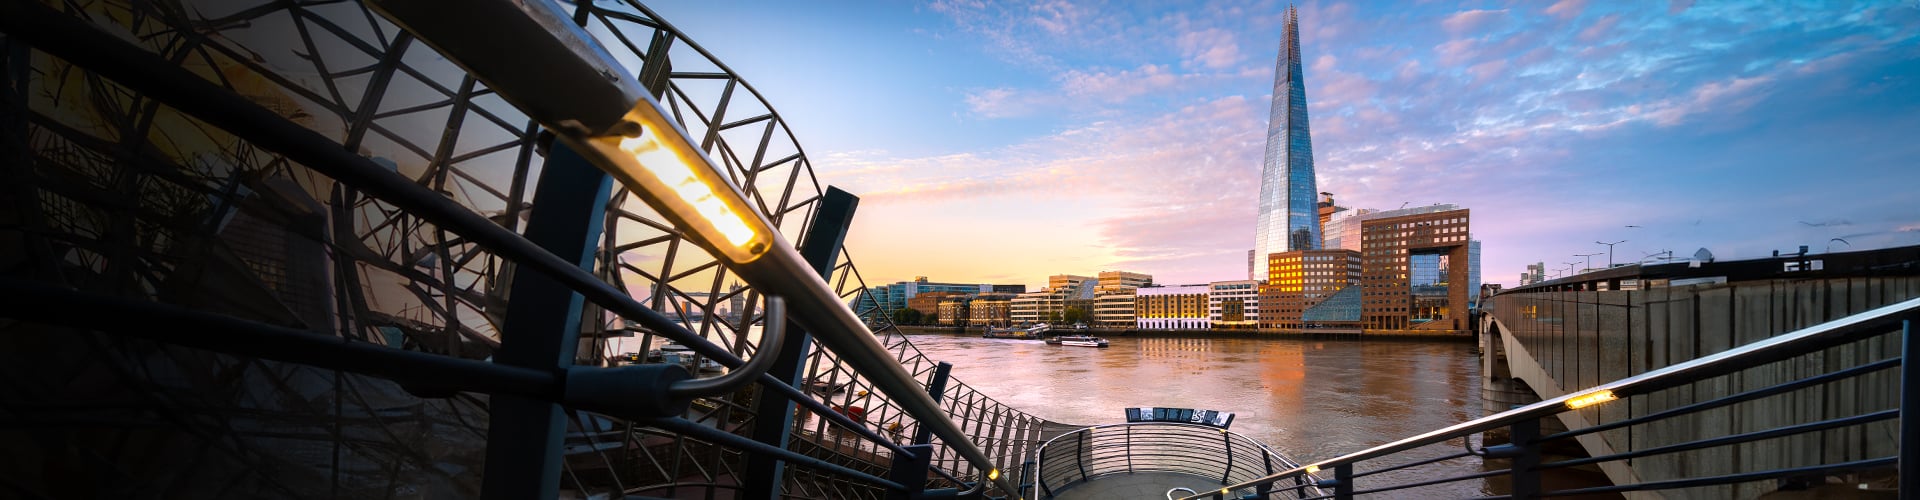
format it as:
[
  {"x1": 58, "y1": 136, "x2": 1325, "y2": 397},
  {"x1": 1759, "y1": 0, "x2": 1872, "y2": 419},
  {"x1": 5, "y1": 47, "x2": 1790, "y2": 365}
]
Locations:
[
  {"x1": 983, "y1": 323, "x2": 1050, "y2": 339},
  {"x1": 657, "y1": 342, "x2": 724, "y2": 373},
  {"x1": 1047, "y1": 335, "x2": 1109, "y2": 348}
]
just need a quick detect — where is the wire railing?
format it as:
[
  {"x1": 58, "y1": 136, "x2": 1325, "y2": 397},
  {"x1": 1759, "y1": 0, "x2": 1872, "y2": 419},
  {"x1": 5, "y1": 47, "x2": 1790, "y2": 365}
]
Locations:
[
  {"x1": 1035, "y1": 423, "x2": 1309, "y2": 499},
  {"x1": 1171, "y1": 294, "x2": 1919, "y2": 499}
]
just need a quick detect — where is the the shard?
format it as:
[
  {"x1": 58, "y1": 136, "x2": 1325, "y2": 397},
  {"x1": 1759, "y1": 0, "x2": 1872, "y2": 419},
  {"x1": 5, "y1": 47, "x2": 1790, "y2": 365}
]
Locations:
[{"x1": 1251, "y1": 5, "x2": 1319, "y2": 277}]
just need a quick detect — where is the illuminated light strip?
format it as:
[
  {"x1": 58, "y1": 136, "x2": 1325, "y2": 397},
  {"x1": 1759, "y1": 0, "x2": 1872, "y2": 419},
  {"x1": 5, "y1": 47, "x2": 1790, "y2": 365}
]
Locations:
[
  {"x1": 616, "y1": 134, "x2": 758, "y2": 248},
  {"x1": 1565, "y1": 389, "x2": 1618, "y2": 410}
]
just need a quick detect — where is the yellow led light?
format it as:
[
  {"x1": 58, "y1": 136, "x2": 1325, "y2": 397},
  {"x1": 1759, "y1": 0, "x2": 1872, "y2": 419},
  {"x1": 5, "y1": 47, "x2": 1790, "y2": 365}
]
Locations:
[
  {"x1": 988, "y1": 468, "x2": 1000, "y2": 480},
  {"x1": 1304, "y1": 464, "x2": 1319, "y2": 474},
  {"x1": 1565, "y1": 389, "x2": 1618, "y2": 410},
  {"x1": 1220, "y1": 488, "x2": 1231, "y2": 495},
  {"x1": 616, "y1": 134, "x2": 758, "y2": 248}
]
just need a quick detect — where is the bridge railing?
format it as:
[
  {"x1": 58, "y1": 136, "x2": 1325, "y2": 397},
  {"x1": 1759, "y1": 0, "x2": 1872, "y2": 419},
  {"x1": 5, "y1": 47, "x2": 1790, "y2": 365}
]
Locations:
[
  {"x1": 1174, "y1": 295, "x2": 1920, "y2": 499},
  {"x1": 1035, "y1": 422, "x2": 1308, "y2": 499}
]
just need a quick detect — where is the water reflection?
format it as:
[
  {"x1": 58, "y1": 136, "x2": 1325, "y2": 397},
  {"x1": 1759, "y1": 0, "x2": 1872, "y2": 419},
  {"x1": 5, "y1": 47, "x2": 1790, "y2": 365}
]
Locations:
[{"x1": 906, "y1": 334, "x2": 1497, "y2": 496}]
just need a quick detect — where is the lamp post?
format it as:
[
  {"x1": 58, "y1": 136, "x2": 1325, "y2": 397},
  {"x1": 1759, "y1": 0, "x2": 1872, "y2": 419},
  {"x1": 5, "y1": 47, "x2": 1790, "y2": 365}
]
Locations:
[
  {"x1": 1596, "y1": 240, "x2": 1626, "y2": 268},
  {"x1": 1564, "y1": 261, "x2": 1580, "y2": 278},
  {"x1": 1574, "y1": 253, "x2": 1600, "y2": 274}
]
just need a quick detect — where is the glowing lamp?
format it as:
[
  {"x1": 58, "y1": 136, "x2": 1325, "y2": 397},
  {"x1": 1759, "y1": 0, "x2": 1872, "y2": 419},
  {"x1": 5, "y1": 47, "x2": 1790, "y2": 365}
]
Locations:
[
  {"x1": 579, "y1": 97, "x2": 770, "y2": 264},
  {"x1": 988, "y1": 469, "x2": 1000, "y2": 481},
  {"x1": 1565, "y1": 389, "x2": 1618, "y2": 410}
]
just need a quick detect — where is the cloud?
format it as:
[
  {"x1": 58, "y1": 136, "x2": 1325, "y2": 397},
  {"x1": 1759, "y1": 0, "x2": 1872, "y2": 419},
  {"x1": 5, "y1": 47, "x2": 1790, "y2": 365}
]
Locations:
[
  {"x1": 1060, "y1": 64, "x2": 1183, "y2": 102},
  {"x1": 1544, "y1": 0, "x2": 1589, "y2": 20},
  {"x1": 963, "y1": 87, "x2": 1053, "y2": 118},
  {"x1": 1177, "y1": 28, "x2": 1244, "y2": 69},
  {"x1": 1577, "y1": 14, "x2": 1622, "y2": 42},
  {"x1": 1441, "y1": 9, "x2": 1507, "y2": 35}
]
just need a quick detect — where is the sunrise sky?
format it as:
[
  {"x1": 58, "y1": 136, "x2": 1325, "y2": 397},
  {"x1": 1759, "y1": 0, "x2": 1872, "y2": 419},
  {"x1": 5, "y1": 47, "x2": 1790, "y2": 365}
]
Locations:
[{"x1": 646, "y1": 0, "x2": 1920, "y2": 289}]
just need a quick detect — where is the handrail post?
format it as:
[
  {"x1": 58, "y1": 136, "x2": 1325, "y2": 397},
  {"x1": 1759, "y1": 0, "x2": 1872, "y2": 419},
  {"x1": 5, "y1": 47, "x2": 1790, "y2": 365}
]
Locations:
[
  {"x1": 479, "y1": 143, "x2": 612, "y2": 500},
  {"x1": 1901, "y1": 319, "x2": 1917, "y2": 500},
  {"x1": 1125, "y1": 425, "x2": 1133, "y2": 473},
  {"x1": 1332, "y1": 463, "x2": 1354, "y2": 500},
  {"x1": 887, "y1": 443, "x2": 935, "y2": 500},
  {"x1": 1076, "y1": 429, "x2": 1090, "y2": 482},
  {"x1": 915, "y1": 361, "x2": 952, "y2": 445},
  {"x1": 1221, "y1": 429, "x2": 1235, "y2": 485},
  {"x1": 1256, "y1": 448, "x2": 1272, "y2": 497},
  {"x1": 1509, "y1": 417, "x2": 1541, "y2": 499},
  {"x1": 745, "y1": 187, "x2": 858, "y2": 499},
  {"x1": 1019, "y1": 459, "x2": 1035, "y2": 500}
]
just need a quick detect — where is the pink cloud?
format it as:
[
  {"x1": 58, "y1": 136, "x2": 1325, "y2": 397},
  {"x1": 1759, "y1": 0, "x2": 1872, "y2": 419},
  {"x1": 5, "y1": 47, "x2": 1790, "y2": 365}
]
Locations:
[
  {"x1": 1059, "y1": 64, "x2": 1182, "y2": 102},
  {"x1": 1176, "y1": 28, "x2": 1243, "y2": 70},
  {"x1": 1578, "y1": 14, "x2": 1622, "y2": 42},
  {"x1": 1441, "y1": 9, "x2": 1508, "y2": 35},
  {"x1": 1434, "y1": 39, "x2": 1478, "y2": 66},
  {"x1": 963, "y1": 87, "x2": 1053, "y2": 118},
  {"x1": 1544, "y1": 0, "x2": 1590, "y2": 20}
]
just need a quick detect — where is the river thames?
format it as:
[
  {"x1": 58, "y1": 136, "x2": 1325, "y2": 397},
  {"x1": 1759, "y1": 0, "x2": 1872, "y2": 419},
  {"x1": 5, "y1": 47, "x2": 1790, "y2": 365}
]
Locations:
[{"x1": 900, "y1": 333, "x2": 1602, "y2": 497}]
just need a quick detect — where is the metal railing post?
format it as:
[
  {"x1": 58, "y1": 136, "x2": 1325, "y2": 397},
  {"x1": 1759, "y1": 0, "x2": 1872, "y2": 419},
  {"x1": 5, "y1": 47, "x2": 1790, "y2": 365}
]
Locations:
[
  {"x1": 887, "y1": 443, "x2": 935, "y2": 500},
  {"x1": 744, "y1": 187, "x2": 859, "y2": 499},
  {"x1": 1221, "y1": 430, "x2": 1235, "y2": 484},
  {"x1": 479, "y1": 143, "x2": 612, "y2": 500},
  {"x1": 1509, "y1": 417, "x2": 1542, "y2": 499},
  {"x1": 1075, "y1": 429, "x2": 1089, "y2": 482},
  {"x1": 1257, "y1": 448, "x2": 1273, "y2": 497},
  {"x1": 1901, "y1": 319, "x2": 1916, "y2": 500},
  {"x1": 1333, "y1": 463, "x2": 1354, "y2": 500},
  {"x1": 1126, "y1": 425, "x2": 1133, "y2": 473},
  {"x1": 915, "y1": 362, "x2": 953, "y2": 445}
]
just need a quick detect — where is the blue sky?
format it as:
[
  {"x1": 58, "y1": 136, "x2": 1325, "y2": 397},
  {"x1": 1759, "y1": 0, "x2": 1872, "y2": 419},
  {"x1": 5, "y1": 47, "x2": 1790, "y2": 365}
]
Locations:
[{"x1": 647, "y1": 0, "x2": 1920, "y2": 288}]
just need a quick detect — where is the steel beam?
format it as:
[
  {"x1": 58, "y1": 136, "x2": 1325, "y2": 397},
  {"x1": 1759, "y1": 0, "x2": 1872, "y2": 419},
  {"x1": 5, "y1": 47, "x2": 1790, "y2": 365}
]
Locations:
[
  {"x1": 744, "y1": 186, "x2": 860, "y2": 499},
  {"x1": 480, "y1": 143, "x2": 613, "y2": 499}
]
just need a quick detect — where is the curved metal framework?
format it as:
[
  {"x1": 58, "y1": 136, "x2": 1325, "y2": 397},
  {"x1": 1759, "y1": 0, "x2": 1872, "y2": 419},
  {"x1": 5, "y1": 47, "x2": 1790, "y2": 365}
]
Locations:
[{"x1": 0, "y1": 0, "x2": 1066, "y2": 498}]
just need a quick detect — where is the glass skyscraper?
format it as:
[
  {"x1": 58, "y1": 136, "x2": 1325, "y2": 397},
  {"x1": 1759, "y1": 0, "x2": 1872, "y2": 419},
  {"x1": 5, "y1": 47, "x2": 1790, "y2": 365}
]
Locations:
[{"x1": 1252, "y1": 5, "x2": 1319, "y2": 278}]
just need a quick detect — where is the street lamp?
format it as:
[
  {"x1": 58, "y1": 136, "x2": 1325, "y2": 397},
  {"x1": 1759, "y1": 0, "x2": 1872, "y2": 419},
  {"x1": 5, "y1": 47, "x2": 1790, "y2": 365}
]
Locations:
[
  {"x1": 1574, "y1": 253, "x2": 1600, "y2": 273},
  {"x1": 1564, "y1": 261, "x2": 1580, "y2": 278},
  {"x1": 1596, "y1": 240, "x2": 1626, "y2": 268}
]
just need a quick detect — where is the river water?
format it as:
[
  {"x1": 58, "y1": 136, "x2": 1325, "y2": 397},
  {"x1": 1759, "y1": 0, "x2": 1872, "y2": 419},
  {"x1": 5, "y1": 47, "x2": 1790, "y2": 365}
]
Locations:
[{"x1": 904, "y1": 334, "x2": 1502, "y2": 497}]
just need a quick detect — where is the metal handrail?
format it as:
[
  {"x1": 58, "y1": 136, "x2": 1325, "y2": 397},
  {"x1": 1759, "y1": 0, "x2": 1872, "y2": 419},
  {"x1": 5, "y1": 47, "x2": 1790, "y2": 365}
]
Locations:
[
  {"x1": 1177, "y1": 295, "x2": 1920, "y2": 499},
  {"x1": 365, "y1": 0, "x2": 1020, "y2": 493},
  {"x1": 1036, "y1": 422, "x2": 1309, "y2": 499}
]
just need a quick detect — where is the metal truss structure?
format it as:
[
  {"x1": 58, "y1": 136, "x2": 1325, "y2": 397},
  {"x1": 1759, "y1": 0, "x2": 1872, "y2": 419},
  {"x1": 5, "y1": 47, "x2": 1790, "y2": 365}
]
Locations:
[{"x1": 0, "y1": 0, "x2": 1068, "y2": 498}]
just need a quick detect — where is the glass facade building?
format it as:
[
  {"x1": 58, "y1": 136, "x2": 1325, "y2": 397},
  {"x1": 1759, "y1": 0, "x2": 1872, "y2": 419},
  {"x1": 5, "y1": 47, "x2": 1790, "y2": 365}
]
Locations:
[{"x1": 1252, "y1": 5, "x2": 1320, "y2": 276}]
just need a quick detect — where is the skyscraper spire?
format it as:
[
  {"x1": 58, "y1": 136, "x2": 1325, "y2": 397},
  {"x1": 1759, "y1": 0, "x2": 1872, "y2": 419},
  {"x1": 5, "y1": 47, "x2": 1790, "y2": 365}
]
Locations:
[{"x1": 1251, "y1": 3, "x2": 1320, "y2": 278}]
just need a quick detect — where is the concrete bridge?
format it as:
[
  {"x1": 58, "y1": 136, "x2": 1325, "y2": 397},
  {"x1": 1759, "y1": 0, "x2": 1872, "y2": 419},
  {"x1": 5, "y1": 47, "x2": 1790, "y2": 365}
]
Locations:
[{"x1": 1478, "y1": 245, "x2": 1920, "y2": 497}]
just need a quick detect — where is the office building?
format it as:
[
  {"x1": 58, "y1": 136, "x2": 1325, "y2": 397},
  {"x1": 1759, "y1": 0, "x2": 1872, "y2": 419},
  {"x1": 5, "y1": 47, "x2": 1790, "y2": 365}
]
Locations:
[
  {"x1": 856, "y1": 277, "x2": 1022, "y2": 321},
  {"x1": 968, "y1": 293, "x2": 1013, "y2": 327},
  {"x1": 1259, "y1": 249, "x2": 1361, "y2": 329},
  {"x1": 1091, "y1": 271, "x2": 1152, "y2": 329},
  {"x1": 1135, "y1": 285, "x2": 1212, "y2": 330},
  {"x1": 1209, "y1": 280, "x2": 1262, "y2": 329},
  {"x1": 937, "y1": 297, "x2": 970, "y2": 326},
  {"x1": 1251, "y1": 5, "x2": 1322, "y2": 277},
  {"x1": 1361, "y1": 208, "x2": 1472, "y2": 331}
]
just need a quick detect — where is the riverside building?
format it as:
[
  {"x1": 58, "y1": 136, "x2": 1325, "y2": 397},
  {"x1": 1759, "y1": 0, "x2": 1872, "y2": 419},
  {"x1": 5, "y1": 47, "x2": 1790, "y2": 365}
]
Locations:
[{"x1": 1135, "y1": 285, "x2": 1212, "y2": 330}]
